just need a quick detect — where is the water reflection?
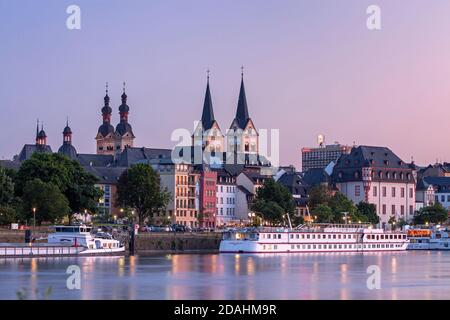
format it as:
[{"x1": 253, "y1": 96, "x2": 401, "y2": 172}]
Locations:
[{"x1": 1, "y1": 252, "x2": 450, "y2": 299}]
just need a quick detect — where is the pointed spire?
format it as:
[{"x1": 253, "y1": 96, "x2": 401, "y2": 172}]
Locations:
[
  {"x1": 234, "y1": 67, "x2": 249, "y2": 129},
  {"x1": 121, "y1": 81, "x2": 127, "y2": 103},
  {"x1": 201, "y1": 70, "x2": 215, "y2": 130},
  {"x1": 36, "y1": 119, "x2": 39, "y2": 140},
  {"x1": 104, "y1": 82, "x2": 110, "y2": 105}
]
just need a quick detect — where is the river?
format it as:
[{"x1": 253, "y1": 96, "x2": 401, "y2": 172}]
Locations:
[{"x1": 0, "y1": 251, "x2": 449, "y2": 299}]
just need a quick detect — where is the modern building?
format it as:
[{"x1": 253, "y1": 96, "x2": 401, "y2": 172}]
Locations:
[
  {"x1": 301, "y1": 143, "x2": 351, "y2": 171},
  {"x1": 331, "y1": 146, "x2": 416, "y2": 227}
]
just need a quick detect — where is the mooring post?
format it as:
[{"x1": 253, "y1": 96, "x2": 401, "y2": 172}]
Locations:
[
  {"x1": 129, "y1": 226, "x2": 135, "y2": 256},
  {"x1": 24, "y1": 229, "x2": 31, "y2": 243}
]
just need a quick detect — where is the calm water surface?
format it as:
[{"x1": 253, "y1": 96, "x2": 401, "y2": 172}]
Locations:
[{"x1": 0, "y1": 251, "x2": 449, "y2": 299}]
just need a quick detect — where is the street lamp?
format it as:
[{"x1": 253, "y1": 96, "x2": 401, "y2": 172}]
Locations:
[
  {"x1": 32, "y1": 207, "x2": 36, "y2": 229},
  {"x1": 84, "y1": 209, "x2": 87, "y2": 223}
]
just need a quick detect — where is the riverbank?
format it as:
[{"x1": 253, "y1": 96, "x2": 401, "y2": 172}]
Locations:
[
  {"x1": 134, "y1": 232, "x2": 221, "y2": 252},
  {"x1": 0, "y1": 230, "x2": 222, "y2": 252}
]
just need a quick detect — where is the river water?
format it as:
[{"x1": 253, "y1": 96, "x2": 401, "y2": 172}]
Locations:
[{"x1": 0, "y1": 251, "x2": 449, "y2": 300}]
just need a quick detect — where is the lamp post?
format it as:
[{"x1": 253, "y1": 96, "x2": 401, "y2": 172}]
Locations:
[
  {"x1": 342, "y1": 212, "x2": 349, "y2": 224},
  {"x1": 32, "y1": 207, "x2": 36, "y2": 229},
  {"x1": 84, "y1": 209, "x2": 87, "y2": 223}
]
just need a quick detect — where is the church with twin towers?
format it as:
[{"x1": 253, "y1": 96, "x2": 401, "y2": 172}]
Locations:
[{"x1": 95, "y1": 70, "x2": 262, "y2": 164}]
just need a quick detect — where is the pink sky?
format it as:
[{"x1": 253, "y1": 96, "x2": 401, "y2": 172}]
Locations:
[{"x1": 1, "y1": 0, "x2": 450, "y2": 169}]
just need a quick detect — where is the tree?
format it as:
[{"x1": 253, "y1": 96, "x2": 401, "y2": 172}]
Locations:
[
  {"x1": 356, "y1": 202, "x2": 379, "y2": 225},
  {"x1": 307, "y1": 185, "x2": 330, "y2": 209},
  {"x1": 16, "y1": 153, "x2": 102, "y2": 222},
  {"x1": 328, "y1": 192, "x2": 356, "y2": 223},
  {"x1": 388, "y1": 216, "x2": 397, "y2": 230},
  {"x1": 251, "y1": 179, "x2": 295, "y2": 225},
  {"x1": 0, "y1": 167, "x2": 15, "y2": 205},
  {"x1": 21, "y1": 179, "x2": 70, "y2": 224},
  {"x1": 116, "y1": 164, "x2": 171, "y2": 225},
  {"x1": 311, "y1": 204, "x2": 333, "y2": 223},
  {"x1": 414, "y1": 203, "x2": 449, "y2": 225},
  {"x1": 0, "y1": 206, "x2": 17, "y2": 225}
]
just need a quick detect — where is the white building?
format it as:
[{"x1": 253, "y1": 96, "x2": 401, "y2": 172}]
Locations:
[
  {"x1": 215, "y1": 169, "x2": 237, "y2": 226},
  {"x1": 332, "y1": 146, "x2": 416, "y2": 227}
]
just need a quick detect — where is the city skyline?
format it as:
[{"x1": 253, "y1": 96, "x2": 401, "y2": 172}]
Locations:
[{"x1": 2, "y1": 0, "x2": 450, "y2": 168}]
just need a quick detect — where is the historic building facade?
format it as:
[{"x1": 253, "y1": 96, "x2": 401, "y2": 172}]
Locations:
[
  {"x1": 331, "y1": 146, "x2": 416, "y2": 227},
  {"x1": 96, "y1": 84, "x2": 135, "y2": 156}
]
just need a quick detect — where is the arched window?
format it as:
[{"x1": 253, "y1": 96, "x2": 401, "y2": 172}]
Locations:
[{"x1": 245, "y1": 142, "x2": 250, "y2": 152}]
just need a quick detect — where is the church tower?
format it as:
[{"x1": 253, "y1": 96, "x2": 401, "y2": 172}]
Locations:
[
  {"x1": 58, "y1": 118, "x2": 77, "y2": 159},
  {"x1": 114, "y1": 82, "x2": 135, "y2": 154},
  {"x1": 228, "y1": 68, "x2": 259, "y2": 156},
  {"x1": 36, "y1": 121, "x2": 47, "y2": 146},
  {"x1": 96, "y1": 83, "x2": 116, "y2": 155},
  {"x1": 193, "y1": 71, "x2": 224, "y2": 153}
]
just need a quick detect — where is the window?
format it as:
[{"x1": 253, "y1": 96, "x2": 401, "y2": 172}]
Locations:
[
  {"x1": 409, "y1": 188, "x2": 413, "y2": 198},
  {"x1": 442, "y1": 195, "x2": 445, "y2": 202},
  {"x1": 401, "y1": 205, "x2": 405, "y2": 215},
  {"x1": 355, "y1": 185, "x2": 361, "y2": 197},
  {"x1": 382, "y1": 204, "x2": 386, "y2": 215},
  {"x1": 382, "y1": 187, "x2": 387, "y2": 197},
  {"x1": 392, "y1": 205, "x2": 396, "y2": 215},
  {"x1": 373, "y1": 186, "x2": 377, "y2": 197},
  {"x1": 401, "y1": 187, "x2": 405, "y2": 198},
  {"x1": 392, "y1": 187, "x2": 396, "y2": 197}
]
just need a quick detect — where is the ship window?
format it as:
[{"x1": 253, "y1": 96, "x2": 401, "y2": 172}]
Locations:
[
  {"x1": 291, "y1": 245, "x2": 295, "y2": 249},
  {"x1": 267, "y1": 234, "x2": 271, "y2": 239},
  {"x1": 290, "y1": 234, "x2": 293, "y2": 239},
  {"x1": 297, "y1": 245, "x2": 300, "y2": 249},
  {"x1": 296, "y1": 234, "x2": 299, "y2": 239},
  {"x1": 318, "y1": 245, "x2": 322, "y2": 249},
  {"x1": 312, "y1": 234, "x2": 315, "y2": 239},
  {"x1": 333, "y1": 235, "x2": 336, "y2": 239},
  {"x1": 278, "y1": 234, "x2": 281, "y2": 239},
  {"x1": 307, "y1": 235, "x2": 310, "y2": 239},
  {"x1": 302, "y1": 234, "x2": 305, "y2": 239},
  {"x1": 339, "y1": 245, "x2": 342, "y2": 249},
  {"x1": 338, "y1": 235, "x2": 341, "y2": 239},
  {"x1": 343, "y1": 235, "x2": 346, "y2": 239},
  {"x1": 307, "y1": 245, "x2": 311, "y2": 249},
  {"x1": 313, "y1": 245, "x2": 316, "y2": 249},
  {"x1": 344, "y1": 244, "x2": 347, "y2": 249}
]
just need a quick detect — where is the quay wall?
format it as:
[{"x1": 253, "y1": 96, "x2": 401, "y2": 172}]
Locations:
[{"x1": 133, "y1": 233, "x2": 222, "y2": 252}]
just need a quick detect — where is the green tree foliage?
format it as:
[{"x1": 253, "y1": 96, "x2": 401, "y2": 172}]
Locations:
[
  {"x1": 0, "y1": 167, "x2": 15, "y2": 205},
  {"x1": 16, "y1": 153, "x2": 102, "y2": 221},
  {"x1": 311, "y1": 204, "x2": 334, "y2": 223},
  {"x1": 414, "y1": 203, "x2": 449, "y2": 225},
  {"x1": 328, "y1": 192, "x2": 356, "y2": 223},
  {"x1": 116, "y1": 164, "x2": 171, "y2": 225},
  {"x1": 307, "y1": 185, "x2": 330, "y2": 209},
  {"x1": 21, "y1": 179, "x2": 70, "y2": 224},
  {"x1": 0, "y1": 206, "x2": 17, "y2": 225},
  {"x1": 0, "y1": 167, "x2": 20, "y2": 225},
  {"x1": 356, "y1": 202, "x2": 379, "y2": 225},
  {"x1": 251, "y1": 179, "x2": 295, "y2": 225}
]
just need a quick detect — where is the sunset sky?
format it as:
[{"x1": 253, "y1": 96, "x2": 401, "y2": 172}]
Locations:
[{"x1": 1, "y1": 0, "x2": 450, "y2": 168}]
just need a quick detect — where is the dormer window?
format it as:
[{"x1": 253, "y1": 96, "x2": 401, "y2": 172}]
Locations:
[{"x1": 384, "y1": 160, "x2": 389, "y2": 165}]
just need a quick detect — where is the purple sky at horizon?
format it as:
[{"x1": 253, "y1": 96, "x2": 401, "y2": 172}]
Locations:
[{"x1": 1, "y1": 0, "x2": 450, "y2": 169}]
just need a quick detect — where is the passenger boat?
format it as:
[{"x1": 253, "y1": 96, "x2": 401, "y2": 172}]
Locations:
[
  {"x1": 0, "y1": 225, "x2": 125, "y2": 257},
  {"x1": 407, "y1": 228, "x2": 450, "y2": 250},
  {"x1": 219, "y1": 223, "x2": 409, "y2": 253}
]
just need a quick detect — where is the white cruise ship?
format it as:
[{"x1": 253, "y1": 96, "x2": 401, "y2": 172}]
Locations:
[{"x1": 219, "y1": 223, "x2": 409, "y2": 253}]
